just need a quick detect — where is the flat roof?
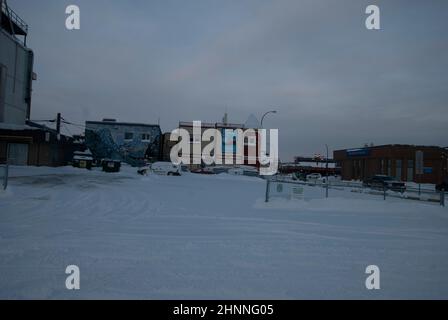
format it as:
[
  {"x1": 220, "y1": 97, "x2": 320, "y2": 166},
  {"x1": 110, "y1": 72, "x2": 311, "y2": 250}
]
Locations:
[
  {"x1": 335, "y1": 144, "x2": 446, "y2": 152},
  {"x1": 179, "y1": 121, "x2": 246, "y2": 129},
  {"x1": 85, "y1": 121, "x2": 160, "y2": 128}
]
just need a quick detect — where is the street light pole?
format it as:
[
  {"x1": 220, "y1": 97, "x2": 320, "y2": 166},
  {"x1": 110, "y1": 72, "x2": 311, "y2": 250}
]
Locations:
[
  {"x1": 261, "y1": 110, "x2": 277, "y2": 128},
  {"x1": 259, "y1": 109, "x2": 277, "y2": 162}
]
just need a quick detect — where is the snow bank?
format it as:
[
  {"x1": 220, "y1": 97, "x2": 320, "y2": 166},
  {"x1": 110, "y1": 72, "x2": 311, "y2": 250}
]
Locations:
[{"x1": 0, "y1": 166, "x2": 447, "y2": 299}]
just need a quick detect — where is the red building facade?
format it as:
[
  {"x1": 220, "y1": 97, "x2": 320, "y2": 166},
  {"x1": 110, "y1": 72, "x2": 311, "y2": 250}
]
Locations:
[{"x1": 334, "y1": 145, "x2": 448, "y2": 184}]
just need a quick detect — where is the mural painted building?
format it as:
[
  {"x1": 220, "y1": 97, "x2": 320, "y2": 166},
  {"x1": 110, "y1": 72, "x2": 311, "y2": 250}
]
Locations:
[{"x1": 85, "y1": 119, "x2": 162, "y2": 166}]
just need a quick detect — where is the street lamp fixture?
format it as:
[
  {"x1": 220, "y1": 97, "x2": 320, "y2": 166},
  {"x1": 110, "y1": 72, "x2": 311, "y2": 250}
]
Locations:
[{"x1": 261, "y1": 110, "x2": 277, "y2": 128}]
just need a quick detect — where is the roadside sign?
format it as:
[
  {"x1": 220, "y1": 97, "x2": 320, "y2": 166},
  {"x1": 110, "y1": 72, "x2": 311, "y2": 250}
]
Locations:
[
  {"x1": 291, "y1": 186, "x2": 304, "y2": 200},
  {"x1": 268, "y1": 181, "x2": 304, "y2": 201}
]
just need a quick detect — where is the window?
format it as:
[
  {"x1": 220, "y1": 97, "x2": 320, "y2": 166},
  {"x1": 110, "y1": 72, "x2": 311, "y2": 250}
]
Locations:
[
  {"x1": 0, "y1": 65, "x2": 6, "y2": 121},
  {"x1": 124, "y1": 132, "x2": 133, "y2": 140},
  {"x1": 247, "y1": 136, "x2": 256, "y2": 146},
  {"x1": 192, "y1": 134, "x2": 201, "y2": 144},
  {"x1": 396, "y1": 159, "x2": 402, "y2": 181},
  {"x1": 407, "y1": 160, "x2": 414, "y2": 182},
  {"x1": 387, "y1": 159, "x2": 391, "y2": 176},
  {"x1": 141, "y1": 133, "x2": 151, "y2": 141}
]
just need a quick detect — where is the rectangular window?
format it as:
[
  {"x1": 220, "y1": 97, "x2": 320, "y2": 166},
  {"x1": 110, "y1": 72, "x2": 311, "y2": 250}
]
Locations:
[
  {"x1": 124, "y1": 132, "x2": 133, "y2": 140},
  {"x1": 351, "y1": 160, "x2": 355, "y2": 179},
  {"x1": 0, "y1": 65, "x2": 6, "y2": 122},
  {"x1": 141, "y1": 133, "x2": 151, "y2": 141},
  {"x1": 247, "y1": 136, "x2": 257, "y2": 146},
  {"x1": 359, "y1": 160, "x2": 363, "y2": 179},
  {"x1": 387, "y1": 159, "x2": 391, "y2": 176},
  {"x1": 396, "y1": 159, "x2": 402, "y2": 181},
  {"x1": 192, "y1": 134, "x2": 201, "y2": 144},
  {"x1": 407, "y1": 160, "x2": 414, "y2": 182}
]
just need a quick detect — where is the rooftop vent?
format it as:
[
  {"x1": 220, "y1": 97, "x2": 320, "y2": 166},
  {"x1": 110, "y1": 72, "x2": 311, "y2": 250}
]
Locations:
[{"x1": 102, "y1": 118, "x2": 117, "y2": 122}]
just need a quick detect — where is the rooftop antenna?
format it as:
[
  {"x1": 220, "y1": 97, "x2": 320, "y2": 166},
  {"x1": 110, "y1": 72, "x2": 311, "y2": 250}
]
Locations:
[{"x1": 223, "y1": 106, "x2": 228, "y2": 124}]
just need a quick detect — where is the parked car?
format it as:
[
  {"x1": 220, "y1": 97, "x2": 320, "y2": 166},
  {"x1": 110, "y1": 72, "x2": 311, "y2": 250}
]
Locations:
[
  {"x1": 151, "y1": 162, "x2": 181, "y2": 176},
  {"x1": 292, "y1": 172, "x2": 306, "y2": 181},
  {"x1": 363, "y1": 175, "x2": 406, "y2": 192},
  {"x1": 72, "y1": 150, "x2": 93, "y2": 170},
  {"x1": 137, "y1": 166, "x2": 150, "y2": 175},
  {"x1": 227, "y1": 166, "x2": 259, "y2": 177},
  {"x1": 191, "y1": 167, "x2": 215, "y2": 175},
  {"x1": 228, "y1": 168, "x2": 244, "y2": 175},
  {"x1": 436, "y1": 177, "x2": 448, "y2": 191},
  {"x1": 318, "y1": 175, "x2": 342, "y2": 184},
  {"x1": 306, "y1": 173, "x2": 322, "y2": 182}
]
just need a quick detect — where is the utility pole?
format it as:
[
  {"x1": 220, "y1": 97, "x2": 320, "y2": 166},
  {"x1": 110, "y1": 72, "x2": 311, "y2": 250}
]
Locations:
[
  {"x1": 56, "y1": 113, "x2": 61, "y2": 134},
  {"x1": 325, "y1": 144, "x2": 329, "y2": 198}
]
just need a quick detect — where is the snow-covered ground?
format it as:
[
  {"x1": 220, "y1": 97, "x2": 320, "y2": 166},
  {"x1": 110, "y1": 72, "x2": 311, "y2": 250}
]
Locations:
[{"x1": 1, "y1": 165, "x2": 447, "y2": 299}]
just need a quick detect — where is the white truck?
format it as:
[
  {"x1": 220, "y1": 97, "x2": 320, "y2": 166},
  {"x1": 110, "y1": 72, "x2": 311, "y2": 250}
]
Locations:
[{"x1": 151, "y1": 162, "x2": 181, "y2": 176}]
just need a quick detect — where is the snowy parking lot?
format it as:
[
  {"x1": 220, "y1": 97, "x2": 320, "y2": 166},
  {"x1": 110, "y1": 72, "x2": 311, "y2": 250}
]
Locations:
[{"x1": 1, "y1": 165, "x2": 448, "y2": 299}]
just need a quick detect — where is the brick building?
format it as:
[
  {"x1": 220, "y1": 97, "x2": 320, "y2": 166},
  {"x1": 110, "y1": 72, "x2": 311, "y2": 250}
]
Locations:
[
  {"x1": 334, "y1": 145, "x2": 448, "y2": 184},
  {"x1": 173, "y1": 121, "x2": 259, "y2": 169},
  {"x1": 0, "y1": 122, "x2": 78, "y2": 166},
  {"x1": 165, "y1": 114, "x2": 261, "y2": 169}
]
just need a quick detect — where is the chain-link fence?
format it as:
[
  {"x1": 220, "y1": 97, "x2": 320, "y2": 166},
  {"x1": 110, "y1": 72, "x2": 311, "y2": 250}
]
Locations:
[{"x1": 265, "y1": 177, "x2": 446, "y2": 207}]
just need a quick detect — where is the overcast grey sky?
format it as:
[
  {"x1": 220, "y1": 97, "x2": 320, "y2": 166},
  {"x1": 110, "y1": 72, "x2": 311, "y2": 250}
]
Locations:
[{"x1": 12, "y1": 0, "x2": 448, "y2": 160}]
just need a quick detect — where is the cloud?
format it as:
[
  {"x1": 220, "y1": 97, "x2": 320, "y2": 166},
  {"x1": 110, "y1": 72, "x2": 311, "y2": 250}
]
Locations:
[{"x1": 11, "y1": 0, "x2": 448, "y2": 160}]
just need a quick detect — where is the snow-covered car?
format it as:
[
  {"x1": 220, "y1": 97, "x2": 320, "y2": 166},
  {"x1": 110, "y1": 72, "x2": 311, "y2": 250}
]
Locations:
[
  {"x1": 306, "y1": 173, "x2": 322, "y2": 182},
  {"x1": 137, "y1": 166, "x2": 150, "y2": 175},
  {"x1": 151, "y1": 162, "x2": 181, "y2": 176},
  {"x1": 363, "y1": 175, "x2": 406, "y2": 192}
]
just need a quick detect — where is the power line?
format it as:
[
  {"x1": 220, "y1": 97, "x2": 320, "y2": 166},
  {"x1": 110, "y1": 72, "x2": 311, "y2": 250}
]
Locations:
[
  {"x1": 29, "y1": 119, "x2": 56, "y2": 122},
  {"x1": 61, "y1": 117, "x2": 86, "y2": 129},
  {"x1": 62, "y1": 122, "x2": 73, "y2": 137}
]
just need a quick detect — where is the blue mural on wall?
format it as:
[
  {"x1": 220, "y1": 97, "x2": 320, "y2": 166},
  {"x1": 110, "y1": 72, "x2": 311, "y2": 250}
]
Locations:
[{"x1": 85, "y1": 123, "x2": 161, "y2": 166}]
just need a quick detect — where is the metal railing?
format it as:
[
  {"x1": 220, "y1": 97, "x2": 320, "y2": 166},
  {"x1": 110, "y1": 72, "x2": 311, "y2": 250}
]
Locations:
[
  {"x1": 1, "y1": 1, "x2": 28, "y2": 34},
  {"x1": 266, "y1": 176, "x2": 446, "y2": 206}
]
